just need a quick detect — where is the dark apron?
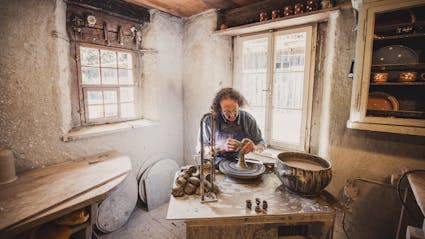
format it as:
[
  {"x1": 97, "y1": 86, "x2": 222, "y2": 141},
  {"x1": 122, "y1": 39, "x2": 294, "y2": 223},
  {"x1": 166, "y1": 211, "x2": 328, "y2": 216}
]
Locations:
[{"x1": 214, "y1": 117, "x2": 249, "y2": 163}]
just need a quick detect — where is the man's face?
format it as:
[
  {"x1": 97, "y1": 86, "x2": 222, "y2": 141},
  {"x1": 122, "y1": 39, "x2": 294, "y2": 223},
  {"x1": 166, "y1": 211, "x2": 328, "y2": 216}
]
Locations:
[{"x1": 220, "y1": 98, "x2": 239, "y2": 122}]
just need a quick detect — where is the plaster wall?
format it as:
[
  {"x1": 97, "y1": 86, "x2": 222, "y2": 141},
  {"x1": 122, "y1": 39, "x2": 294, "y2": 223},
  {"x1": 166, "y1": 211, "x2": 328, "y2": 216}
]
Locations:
[
  {"x1": 181, "y1": 8, "x2": 425, "y2": 239},
  {"x1": 0, "y1": 0, "x2": 184, "y2": 176},
  {"x1": 182, "y1": 10, "x2": 233, "y2": 163}
]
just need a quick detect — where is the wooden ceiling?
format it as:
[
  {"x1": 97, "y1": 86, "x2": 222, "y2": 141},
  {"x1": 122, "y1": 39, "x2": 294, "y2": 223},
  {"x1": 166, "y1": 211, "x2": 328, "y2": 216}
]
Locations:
[{"x1": 125, "y1": 0, "x2": 259, "y2": 17}]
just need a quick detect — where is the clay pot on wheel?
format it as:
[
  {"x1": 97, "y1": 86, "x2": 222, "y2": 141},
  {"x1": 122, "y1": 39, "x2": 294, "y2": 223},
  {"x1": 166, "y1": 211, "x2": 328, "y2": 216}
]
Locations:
[{"x1": 276, "y1": 152, "x2": 332, "y2": 196}]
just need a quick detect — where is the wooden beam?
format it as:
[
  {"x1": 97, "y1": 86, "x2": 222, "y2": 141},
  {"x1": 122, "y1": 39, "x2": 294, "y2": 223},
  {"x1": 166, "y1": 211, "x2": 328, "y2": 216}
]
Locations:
[
  {"x1": 201, "y1": 0, "x2": 239, "y2": 10},
  {"x1": 65, "y1": 0, "x2": 150, "y2": 23},
  {"x1": 126, "y1": 0, "x2": 210, "y2": 17},
  {"x1": 220, "y1": 0, "x2": 300, "y2": 28}
]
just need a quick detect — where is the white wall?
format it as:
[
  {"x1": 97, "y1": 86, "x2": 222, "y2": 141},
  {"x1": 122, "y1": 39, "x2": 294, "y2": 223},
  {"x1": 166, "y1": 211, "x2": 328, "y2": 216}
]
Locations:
[
  {"x1": 0, "y1": 0, "x2": 184, "y2": 176},
  {"x1": 182, "y1": 10, "x2": 233, "y2": 163}
]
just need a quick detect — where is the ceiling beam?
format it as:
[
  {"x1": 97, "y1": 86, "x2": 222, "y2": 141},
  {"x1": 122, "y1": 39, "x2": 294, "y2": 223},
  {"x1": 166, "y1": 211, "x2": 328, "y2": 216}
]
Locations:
[
  {"x1": 66, "y1": 0, "x2": 150, "y2": 23},
  {"x1": 125, "y1": 0, "x2": 210, "y2": 17},
  {"x1": 201, "y1": 0, "x2": 239, "y2": 10}
]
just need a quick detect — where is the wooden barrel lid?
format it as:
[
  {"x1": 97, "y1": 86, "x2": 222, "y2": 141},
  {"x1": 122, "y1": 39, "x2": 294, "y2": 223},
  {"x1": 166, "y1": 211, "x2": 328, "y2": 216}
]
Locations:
[
  {"x1": 141, "y1": 158, "x2": 179, "y2": 211},
  {"x1": 96, "y1": 173, "x2": 138, "y2": 233}
]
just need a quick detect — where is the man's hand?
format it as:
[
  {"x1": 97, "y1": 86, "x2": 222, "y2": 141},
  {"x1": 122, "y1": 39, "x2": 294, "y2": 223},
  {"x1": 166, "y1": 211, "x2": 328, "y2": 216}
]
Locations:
[
  {"x1": 225, "y1": 138, "x2": 240, "y2": 152},
  {"x1": 240, "y1": 138, "x2": 255, "y2": 154}
]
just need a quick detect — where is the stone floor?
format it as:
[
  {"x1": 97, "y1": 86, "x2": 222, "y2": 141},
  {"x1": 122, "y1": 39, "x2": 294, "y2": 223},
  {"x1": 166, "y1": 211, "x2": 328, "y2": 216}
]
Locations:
[{"x1": 98, "y1": 202, "x2": 185, "y2": 239}]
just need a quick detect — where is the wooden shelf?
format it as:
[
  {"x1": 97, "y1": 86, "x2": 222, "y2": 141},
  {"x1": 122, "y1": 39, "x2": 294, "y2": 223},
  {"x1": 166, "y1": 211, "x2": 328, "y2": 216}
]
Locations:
[
  {"x1": 406, "y1": 171, "x2": 425, "y2": 217},
  {"x1": 213, "y1": 7, "x2": 340, "y2": 36},
  {"x1": 374, "y1": 33, "x2": 425, "y2": 41},
  {"x1": 371, "y1": 63, "x2": 425, "y2": 71},
  {"x1": 346, "y1": 120, "x2": 425, "y2": 136},
  {"x1": 367, "y1": 109, "x2": 425, "y2": 119},
  {"x1": 374, "y1": 21, "x2": 425, "y2": 33},
  {"x1": 370, "y1": 81, "x2": 425, "y2": 86}
]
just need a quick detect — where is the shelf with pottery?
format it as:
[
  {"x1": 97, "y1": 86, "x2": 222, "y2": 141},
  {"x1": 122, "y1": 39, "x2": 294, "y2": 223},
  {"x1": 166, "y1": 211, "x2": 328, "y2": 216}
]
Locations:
[
  {"x1": 371, "y1": 63, "x2": 425, "y2": 71},
  {"x1": 213, "y1": 6, "x2": 340, "y2": 36},
  {"x1": 366, "y1": 109, "x2": 425, "y2": 119},
  {"x1": 347, "y1": 0, "x2": 425, "y2": 136},
  {"x1": 374, "y1": 33, "x2": 425, "y2": 41},
  {"x1": 370, "y1": 82, "x2": 425, "y2": 86}
]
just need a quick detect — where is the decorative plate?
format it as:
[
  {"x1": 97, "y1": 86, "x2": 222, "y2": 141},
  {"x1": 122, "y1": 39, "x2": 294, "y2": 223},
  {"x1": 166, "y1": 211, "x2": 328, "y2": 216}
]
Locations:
[
  {"x1": 367, "y1": 92, "x2": 399, "y2": 111},
  {"x1": 372, "y1": 45, "x2": 418, "y2": 65}
]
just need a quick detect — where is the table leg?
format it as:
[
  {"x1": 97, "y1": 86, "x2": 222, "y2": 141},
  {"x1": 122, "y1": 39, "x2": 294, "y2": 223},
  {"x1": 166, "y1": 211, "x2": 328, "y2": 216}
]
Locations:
[{"x1": 83, "y1": 203, "x2": 98, "y2": 239}]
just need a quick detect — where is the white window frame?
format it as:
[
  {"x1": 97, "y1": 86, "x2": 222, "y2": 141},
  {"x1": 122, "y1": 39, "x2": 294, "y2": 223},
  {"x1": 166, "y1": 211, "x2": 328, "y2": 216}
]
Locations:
[
  {"x1": 76, "y1": 43, "x2": 142, "y2": 125},
  {"x1": 233, "y1": 25, "x2": 317, "y2": 152}
]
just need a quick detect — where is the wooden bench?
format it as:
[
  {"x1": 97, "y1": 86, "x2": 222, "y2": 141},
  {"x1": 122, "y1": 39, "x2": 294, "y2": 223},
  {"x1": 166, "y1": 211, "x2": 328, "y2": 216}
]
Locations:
[{"x1": 0, "y1": 151, "x2": 131, "y2": 239}]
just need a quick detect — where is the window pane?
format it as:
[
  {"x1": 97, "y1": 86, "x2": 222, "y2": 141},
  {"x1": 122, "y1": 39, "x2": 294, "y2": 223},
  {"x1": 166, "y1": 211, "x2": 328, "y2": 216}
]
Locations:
[
  {"x1": 271, "y1": 32, "x2": 307, "y2": 145},
  {"x1": 274, "y1": 32, "x2": 306, "y2": 72},
  {"x1": 101, "y1": 68, "x2": 118, "y2": 85},
  {"x1": 240, "y1": 38, "x2": 268, "y2": 134},
  {"x1": 104, "y1": 104, "x2": 118, "y2": 117},
  {"x1": 80, "y1": 47, "x2": 99, "y2": 66},
  {"x1": 88, "y1": 105, "x2": 104, "y2": 119},
  {"x1": 100, "y1": 50, "x2": 117, "y2": 67},
  {"x1": 81, "y1": 67, "x2": 100, "y2": 84},
  {"x1": 243, "y1": 38, "x2": 268, "y2": 72},
  {"x1": 118, "y1": 69, "x2": 133, "y2": 85},
  {"x1": 120, "y1": 87, "x2": 134, "y2": 102},
  {"x1": 118, "y1": 52, "x2": 132, "y2": 68},
  {"x1": 87, "y1": 91, "x2": 103, "y2": 105},
  {"x1": 103, "y1": 90, "x2": 117, "y2": 104},
  {"x1": 121, "y1": 102, "x2": 135, "y2": 118}
]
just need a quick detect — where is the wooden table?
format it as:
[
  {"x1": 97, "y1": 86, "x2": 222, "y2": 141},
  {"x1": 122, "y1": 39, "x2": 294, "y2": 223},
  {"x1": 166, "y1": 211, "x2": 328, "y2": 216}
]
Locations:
[
  {"x1": 405, "y1": 170, "x2": 425, "y2": 239},
  {"x1": 167, "y1": 173, "x2": 336, "y2": 239},
  {"x1": 0, "y1": 151, "x2": 131, "y2": 239},
  {"x1": 406, "y1": 171, "x2": 425, "y2": 217}
]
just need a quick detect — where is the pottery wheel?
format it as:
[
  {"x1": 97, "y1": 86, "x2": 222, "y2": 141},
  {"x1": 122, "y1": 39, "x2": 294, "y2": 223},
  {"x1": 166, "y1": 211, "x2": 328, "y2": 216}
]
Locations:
[{"x1": 219, "y1": 159, "x2": 265, "y2": 179}]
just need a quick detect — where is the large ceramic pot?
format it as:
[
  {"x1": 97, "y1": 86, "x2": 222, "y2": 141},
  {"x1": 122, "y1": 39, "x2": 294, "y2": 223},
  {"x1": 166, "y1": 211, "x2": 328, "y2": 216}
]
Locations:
[{"x1": 276, "y1": 152, "x2": 332, "y2": 196}]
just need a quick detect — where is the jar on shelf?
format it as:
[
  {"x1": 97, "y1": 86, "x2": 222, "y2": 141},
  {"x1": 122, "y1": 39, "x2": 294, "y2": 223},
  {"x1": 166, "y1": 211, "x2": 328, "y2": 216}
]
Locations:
[
  {"x1": 306, "y1": 0, "x2": 321, "y2": 12},
  {"x1": 283, "y1": 5, "x2": 294, "y2": 16},
  {"x1": 294, "y1": 3, "x2": 305, "y2": 15},
  {"x1": 259, "y1": 12, "x2": 268, "y2": 22},
  {"x1": 272, "y1": 10, "x2": 280, "y2": 19}
]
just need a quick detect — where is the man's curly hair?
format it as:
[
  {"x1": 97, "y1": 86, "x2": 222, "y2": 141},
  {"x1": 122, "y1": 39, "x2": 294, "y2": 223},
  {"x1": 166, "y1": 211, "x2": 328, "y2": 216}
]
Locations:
[{"x1": 211, "y1": 88, "x2": 247, "y2": 114}]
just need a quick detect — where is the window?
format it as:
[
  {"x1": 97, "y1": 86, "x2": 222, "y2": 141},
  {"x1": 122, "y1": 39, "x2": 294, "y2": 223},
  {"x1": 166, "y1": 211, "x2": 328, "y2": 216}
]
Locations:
[
  {"x1": 234, "y1": 25, "x2": 316, "y2": 152},
  {"x1": 77, "y1": 44, "x2": 140, "y2": 125}
]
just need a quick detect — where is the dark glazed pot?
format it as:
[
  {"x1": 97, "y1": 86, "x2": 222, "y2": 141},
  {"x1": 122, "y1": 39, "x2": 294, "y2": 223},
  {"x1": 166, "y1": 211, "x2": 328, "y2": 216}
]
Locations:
[{"x1": 276, "y1": 152, "x2": 332, "y2": 196}]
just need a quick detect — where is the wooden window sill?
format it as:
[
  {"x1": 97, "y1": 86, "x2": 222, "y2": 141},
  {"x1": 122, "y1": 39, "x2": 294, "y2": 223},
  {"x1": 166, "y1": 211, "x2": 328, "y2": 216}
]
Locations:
[{"x1": 62, "y1": 119, "x2": 157, "y2": 142}]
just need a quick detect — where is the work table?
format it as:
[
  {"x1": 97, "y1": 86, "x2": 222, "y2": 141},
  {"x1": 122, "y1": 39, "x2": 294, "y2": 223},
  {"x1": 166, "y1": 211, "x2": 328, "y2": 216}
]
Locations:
[{"x1": 167, "y1": 172, "x2": 337, "y2": 239}]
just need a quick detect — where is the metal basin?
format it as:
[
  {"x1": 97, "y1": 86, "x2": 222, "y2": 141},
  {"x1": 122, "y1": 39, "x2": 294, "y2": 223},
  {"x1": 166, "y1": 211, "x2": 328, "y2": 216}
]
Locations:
[{"x1": 276, "y1": 152, "x2": 332, "y2": 196}]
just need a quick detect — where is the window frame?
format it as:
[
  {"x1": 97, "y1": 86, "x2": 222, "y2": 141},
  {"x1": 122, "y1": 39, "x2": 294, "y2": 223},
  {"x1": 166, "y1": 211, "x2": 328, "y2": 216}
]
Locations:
[
  {"x1": 75, "y1": 43, "x2": 142, "y2": 126},
  {"x1": 233, "y1": 24, "x2": 317, "y2": 152}
]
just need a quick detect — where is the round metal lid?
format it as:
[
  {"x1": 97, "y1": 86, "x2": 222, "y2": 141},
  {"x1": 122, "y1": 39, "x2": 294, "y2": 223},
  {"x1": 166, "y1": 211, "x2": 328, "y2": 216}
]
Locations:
[{"x1": 219, "y1": 159, "x2": 265, "y2": 179}]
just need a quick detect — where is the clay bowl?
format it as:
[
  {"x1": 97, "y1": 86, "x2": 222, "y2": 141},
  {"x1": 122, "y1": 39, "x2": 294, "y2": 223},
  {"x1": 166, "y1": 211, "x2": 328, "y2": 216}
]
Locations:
[
  {"x1": 276, "y1": 152, "x2": 332, "y2": 196},
  {"x1": 398, "y1": 71, "x2": 417, "y2": 82},
  {"x1": 372, "y1": 72, "x2": 388, "y2": 83}
]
